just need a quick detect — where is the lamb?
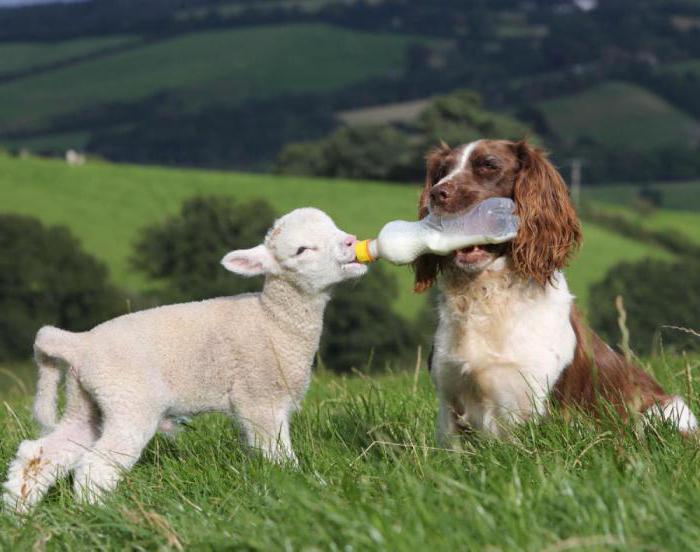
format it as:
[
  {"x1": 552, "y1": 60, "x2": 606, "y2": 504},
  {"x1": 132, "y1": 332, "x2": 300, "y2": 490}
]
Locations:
[{"x1": 3, "y1": 207, "x2": 366, "y2": 513}]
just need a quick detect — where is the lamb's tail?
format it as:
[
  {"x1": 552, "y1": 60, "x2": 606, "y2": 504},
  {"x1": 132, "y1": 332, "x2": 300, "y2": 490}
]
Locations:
[{"x1": 33, "y1": 325, "x2": 83, "y2": 432}]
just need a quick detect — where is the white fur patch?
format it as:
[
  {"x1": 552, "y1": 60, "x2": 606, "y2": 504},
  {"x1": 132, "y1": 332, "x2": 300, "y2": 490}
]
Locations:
[
  {"x1": 645, "y1": 396, "x2": 698, "y2": 433},
  {"x1": 432, "y1": 269, "x2": 576, "y2": 439},
  {"x1": 437, "y1": 140, "x2": 480, "y2": 186}
]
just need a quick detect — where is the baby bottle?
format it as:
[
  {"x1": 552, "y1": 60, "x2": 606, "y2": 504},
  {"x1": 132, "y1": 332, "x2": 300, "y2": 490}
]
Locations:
[{"x1": 355, "y1": 197, "x2": 519, "y2": 265}]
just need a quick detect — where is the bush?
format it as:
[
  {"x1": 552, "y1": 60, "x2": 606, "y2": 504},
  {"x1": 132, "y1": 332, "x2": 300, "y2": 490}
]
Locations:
[
  {"x1": 0, "y1": 214, "x2": 124, "y2": 361},
  {"x1": 131, "y1": 196, "x2": 277, "y2": 303},
  {"x1": 321, "y1": 265, "x2": 419, "y2": 373},
  {"x1": 589, "y1": 258, "x2": 700, "y2": 355}
]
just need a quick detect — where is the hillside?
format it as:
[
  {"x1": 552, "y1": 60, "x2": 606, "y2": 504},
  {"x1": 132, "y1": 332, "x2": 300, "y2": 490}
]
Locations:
[
  {"x1": 0, "y1": 155, "x2": 676, "y2": 318},
  {"x1": 587, "y1": 201, "x2": 700, "y2": 246},
  {"x1": 536, "y1": 81, "x2": 700, "y2": 152},
  {"x1": 0, "y1": 23, "x2": 426, "y2": 140},
  {"x1": 583, "y1": 180, "x2": 700, "y2": 212},
  {"x1": 0, "y1": 35, "x2": 136, "y2": 77}
]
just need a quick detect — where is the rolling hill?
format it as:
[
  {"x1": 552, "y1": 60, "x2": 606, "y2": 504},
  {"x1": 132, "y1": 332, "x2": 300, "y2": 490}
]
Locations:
[
  {"x1": 0, "y1": 154, "x2": 675, "y2": 319},
  {"x1": 0, "y1": 23, "x2": 427, "y2": 139},
  {"x1": 0, "y1": 35, "x2": 136, "y2": 77},
  {"x1": 537, "y1": 81, "x2": 700, "y2": 151},
  {"x1": 583, "y1": 180, "x2": 700, "y2": 212}
]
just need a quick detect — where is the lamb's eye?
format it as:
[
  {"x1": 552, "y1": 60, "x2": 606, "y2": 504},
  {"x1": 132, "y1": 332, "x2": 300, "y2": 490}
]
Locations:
[{"x1": 296, "y1": 246, "x2": 309, "y2": 256}]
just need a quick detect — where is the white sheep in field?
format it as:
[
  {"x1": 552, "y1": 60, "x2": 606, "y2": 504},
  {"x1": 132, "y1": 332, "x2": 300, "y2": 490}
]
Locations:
[{"x1": 3, "y1": 207, "x2": 366, "y2": 513}]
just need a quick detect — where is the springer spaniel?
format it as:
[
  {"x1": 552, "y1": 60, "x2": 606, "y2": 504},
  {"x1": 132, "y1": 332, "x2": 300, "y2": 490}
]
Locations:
[{"x1": 415, "y1": 139, "x2": 697, "y2": 442}]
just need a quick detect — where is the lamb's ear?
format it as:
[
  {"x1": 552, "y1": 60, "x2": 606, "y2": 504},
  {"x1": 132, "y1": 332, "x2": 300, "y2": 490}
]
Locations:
[{"x1": 221, "y1": 245, "x2": 277, "y2": 277}]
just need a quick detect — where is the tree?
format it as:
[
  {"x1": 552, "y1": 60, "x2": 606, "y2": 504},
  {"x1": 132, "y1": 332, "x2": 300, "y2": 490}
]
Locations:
[
  {"x1": 415, "y1": 90, "x2": 530, "y2": 148},
  {"x1": 276, "y1": 124, "x2": 416, "y2": 181},
  {"x1": 321, "y1": 265, "x2": 419, "y2": 373},
  {"x1": 131, "y1": 196, "x2": 277, "y2": 303},
  {"x1": 275, "y1": 89, "x2": 532, "y2": 182},
  {"x1": 0, "y1": 214, "x2": 124, "y2": 361},
  {"x1": 589, "y1": 258, "x2": 700, "y2": 355}
]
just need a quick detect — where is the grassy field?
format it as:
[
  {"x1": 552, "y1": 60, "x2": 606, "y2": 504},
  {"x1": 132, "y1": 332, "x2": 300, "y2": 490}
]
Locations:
[
  {"x1": 589, "y1": 201, "x2": 700, "y2": 245},
  {"x1": 583, "y1": 181, "x2": 700, "y2": 212},
  {"x1": 0, "y1": 36, "x2": 136, "y2": 77},
  {"x1": 0, "y1": 23, "x2": 425, "y2": 134},
  {"x1": 537, "y1": 81, "x2": 700, "y2": 151},
  {"x1": 2, "y1": 355, "x2": 700, "y2": 549},
  {"x1": 0, "y1": 155, "x2": 675, "y2": 318}
]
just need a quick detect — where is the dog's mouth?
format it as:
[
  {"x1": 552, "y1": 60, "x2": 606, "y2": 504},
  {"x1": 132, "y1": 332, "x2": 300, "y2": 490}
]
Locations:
[{"x1": 453, "y1": 243, "x2": 505, "y2": 266}]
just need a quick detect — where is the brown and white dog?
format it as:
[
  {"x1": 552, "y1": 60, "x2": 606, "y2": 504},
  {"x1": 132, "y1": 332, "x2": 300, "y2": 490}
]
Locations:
[{"x1": 415, "y1": 139, "x2": 696, "y2": 442}]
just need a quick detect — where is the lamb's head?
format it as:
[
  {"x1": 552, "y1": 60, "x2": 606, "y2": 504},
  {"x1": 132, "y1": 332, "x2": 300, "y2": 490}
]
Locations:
[{"x1": 221, "y1": 208, "x2": 367, "y2": 293}]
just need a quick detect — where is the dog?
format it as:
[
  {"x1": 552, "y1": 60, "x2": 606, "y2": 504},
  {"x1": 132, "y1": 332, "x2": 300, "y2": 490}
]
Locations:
[{"x1": 414, "y1": 139, "x2": 696, "y2": 442}]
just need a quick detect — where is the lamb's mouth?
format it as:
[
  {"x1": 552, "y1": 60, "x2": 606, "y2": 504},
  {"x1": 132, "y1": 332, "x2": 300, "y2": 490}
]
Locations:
[{"x1": 341, "y1": 257, "x2": 367, "y2": 272}]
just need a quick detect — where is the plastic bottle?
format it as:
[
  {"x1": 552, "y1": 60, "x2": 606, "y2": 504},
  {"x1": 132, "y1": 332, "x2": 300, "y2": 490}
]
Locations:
[{"x1": 355, "y1": 197, "x2": 519, "y2": 265}]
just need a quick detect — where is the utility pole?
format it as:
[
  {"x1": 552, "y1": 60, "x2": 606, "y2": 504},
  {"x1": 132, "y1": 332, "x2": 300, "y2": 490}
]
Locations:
[{"x1": 570, "y1": 158, "x2": 582, "y2": 207}]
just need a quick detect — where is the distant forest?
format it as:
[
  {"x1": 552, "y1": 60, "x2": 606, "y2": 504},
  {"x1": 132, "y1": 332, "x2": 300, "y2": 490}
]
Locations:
[{"x1": 1, "y1": 0, "x2": 700, "y2": 183}]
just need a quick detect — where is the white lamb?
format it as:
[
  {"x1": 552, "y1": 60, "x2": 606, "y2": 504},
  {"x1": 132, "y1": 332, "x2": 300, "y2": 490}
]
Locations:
[{"x1": 3, "y1": 207, "x2": 366, "y2": 513}]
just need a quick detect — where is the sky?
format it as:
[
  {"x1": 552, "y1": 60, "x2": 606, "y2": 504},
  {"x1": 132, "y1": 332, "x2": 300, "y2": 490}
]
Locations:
[{"x1": 0, "y1": 0, "x2": 85, "y2": 7}]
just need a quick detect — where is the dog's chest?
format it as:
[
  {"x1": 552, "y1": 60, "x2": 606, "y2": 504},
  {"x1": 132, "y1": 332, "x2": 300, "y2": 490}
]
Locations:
[
  {"x1": 432, "y1": 273, "x2": 574, "y2": 431},
  {"x1": 438, "y1": 277, "x2": 523, "y2": 369}
]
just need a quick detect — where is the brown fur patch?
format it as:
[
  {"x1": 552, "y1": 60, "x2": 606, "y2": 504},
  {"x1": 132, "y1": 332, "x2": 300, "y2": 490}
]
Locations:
[{"x1": 553, "y1": 308, "x2": 669, "y2": 418}]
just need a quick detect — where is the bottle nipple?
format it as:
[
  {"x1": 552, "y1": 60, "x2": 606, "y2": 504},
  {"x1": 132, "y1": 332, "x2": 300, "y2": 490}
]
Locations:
[{"x1": 355, "y1": 239, "x2": 375, "y2": 263}]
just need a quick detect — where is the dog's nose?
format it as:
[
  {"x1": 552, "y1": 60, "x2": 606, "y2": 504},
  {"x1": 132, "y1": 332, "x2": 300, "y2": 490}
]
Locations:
[{"x1": 430, "y1": 185, "x2": 450, "y2": 205}]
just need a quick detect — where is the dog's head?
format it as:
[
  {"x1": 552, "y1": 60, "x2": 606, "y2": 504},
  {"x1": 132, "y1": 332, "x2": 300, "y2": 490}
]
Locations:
[{"x1": 414, "y1": 139, "x2": 582, "y2": 292}]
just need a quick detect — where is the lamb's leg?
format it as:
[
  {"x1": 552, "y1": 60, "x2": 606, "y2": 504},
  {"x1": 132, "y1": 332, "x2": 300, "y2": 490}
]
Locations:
[
  {"x1": 73, "y1": 400, "x2": 161, "y2": 504},
  {"x1": 3, "y1": 376, "x2": 99, "y2": 514},
  {"x1": 237, "y1": 403, "x2": 296, "y2": 464}
]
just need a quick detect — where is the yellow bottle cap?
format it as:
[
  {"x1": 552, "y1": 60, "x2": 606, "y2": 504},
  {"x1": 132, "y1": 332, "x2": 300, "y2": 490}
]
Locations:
[{"x1": 355, "y1": 239, "x2": 375, "y2": 263}]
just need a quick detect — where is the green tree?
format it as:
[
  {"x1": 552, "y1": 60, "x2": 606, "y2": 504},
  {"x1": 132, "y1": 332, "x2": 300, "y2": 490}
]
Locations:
[
  {"x1": 415, "y1": 90, "x2": 530, "y2": 149},
  {"x1": 131, "y1": 196, "x2": 276, "y2": 303},
  {"x1": 276, "y1": 124, "x2": 415, "y2": 181},
  {"x1": 276, "y1": 89, "x2": 532, "y2": 182},
  {"x1": 0, "y1": 214, "x2": 124, "y2": 361},
  {"x1": 321, "y1": 265, "x2": 419, "y2": 373},
  {"x1": 589, "y1": 258, "x2": 700, "y2": 355}
]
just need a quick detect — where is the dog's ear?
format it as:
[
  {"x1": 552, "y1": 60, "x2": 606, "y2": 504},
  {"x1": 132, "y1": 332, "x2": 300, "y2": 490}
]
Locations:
[
  {"x1": 510, "y1": 140, "x2": 582, "y2": 285},
  {"x1": 413, "y1": 143, "x2": 451, "y2": 293}
]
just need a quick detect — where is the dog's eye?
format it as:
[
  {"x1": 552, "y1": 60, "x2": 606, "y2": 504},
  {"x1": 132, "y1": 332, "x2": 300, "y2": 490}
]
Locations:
[{"x1": 476, "y1": 156, "x2": 500, "y2": 172}]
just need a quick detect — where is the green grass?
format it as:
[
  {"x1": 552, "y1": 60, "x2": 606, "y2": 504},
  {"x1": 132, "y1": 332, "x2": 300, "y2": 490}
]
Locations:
[
  {"x1": 537, "y1": 81, "x2": 700, "y2": 151},
  {"x1": 2, "y1": 355, "x2": 700, "y2": 549},
  {"x1": 0, "y1": 155, "x2": 675, "y2": 318},
  {"x1": 0, "y1": 23, "x2": 425, "y2": 133},
  {"x1": 0, "y1": 36, "x2": 136, "y2": 77},
  {"x1": 568, "y1": 222, "x2": 674, "y2": 306},
  {"x1": 583, "y1": 180, "x2": 700, "y2": 212}
]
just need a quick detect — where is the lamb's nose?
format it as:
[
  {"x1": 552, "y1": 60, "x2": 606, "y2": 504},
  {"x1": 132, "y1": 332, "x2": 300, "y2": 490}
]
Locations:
[
  {"x1": 430, "y1": 185, "x2": 450, "y2": 204},
  {"x1": 344, "y1": 234, "x2": 357, "y2": 247}
]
